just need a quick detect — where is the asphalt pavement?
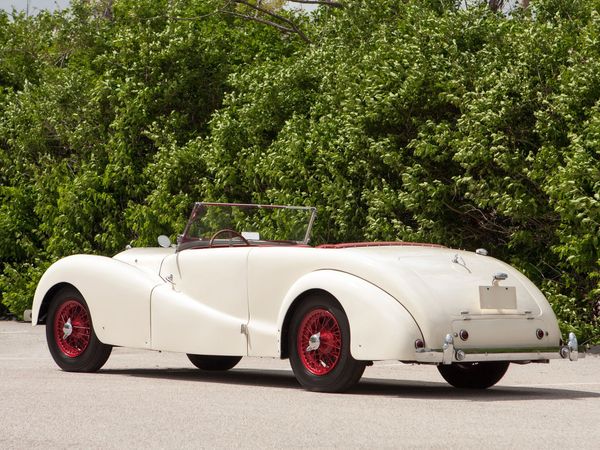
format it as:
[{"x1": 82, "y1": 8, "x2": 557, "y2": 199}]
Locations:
[{"x1": 1, "y1": 320, "x2": 599, "y2": 449}]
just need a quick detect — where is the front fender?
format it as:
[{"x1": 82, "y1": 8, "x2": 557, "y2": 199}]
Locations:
[
  {"x1": 32, "y1": 255, "x2": 163, "y2": 349},
  {"x1": 278, "y1": 270, "x2": 423, "y2": 361}
]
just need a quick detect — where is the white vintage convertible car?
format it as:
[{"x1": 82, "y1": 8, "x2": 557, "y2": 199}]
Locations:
[{"x1": 32, "y1": 202, "x2": 578, "y2": 392}]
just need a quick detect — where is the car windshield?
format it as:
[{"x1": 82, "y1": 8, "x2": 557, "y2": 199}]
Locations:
[{"x1": 179, "y1": 203, "x2": 316, "y2": 248}]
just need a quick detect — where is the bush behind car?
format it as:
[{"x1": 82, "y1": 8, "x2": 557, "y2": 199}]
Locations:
[{"x1": 0, "y1": 0, "x2": 598, "y2": 343}]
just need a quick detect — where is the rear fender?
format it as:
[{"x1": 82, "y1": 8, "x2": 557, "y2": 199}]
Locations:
[
  {"x1": 278, "y1": 270, "x2": 423, "y2": 361},
  {"x1": 32, "y1": 255, "x2": 163, "y2": 349}
]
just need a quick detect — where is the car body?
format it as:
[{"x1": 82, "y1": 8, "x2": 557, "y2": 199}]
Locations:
[{"x1": 32, "y1": 202, "x2": 578, "y2": 392}]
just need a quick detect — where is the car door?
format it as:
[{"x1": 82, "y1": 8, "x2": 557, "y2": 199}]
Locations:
[{"x1": 150, "y1": 247, "x2": 250, "y2": 356}]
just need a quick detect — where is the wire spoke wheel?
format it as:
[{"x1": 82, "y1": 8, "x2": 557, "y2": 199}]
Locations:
[
  {"x1": 289, "y1": 295, "x2": 366, "y2": 392},
  {"x1": 54, "y1": 300, "x2": 91, "y2": 357},
  {"x1": 298, "y1": 309, "x2": 342, "y2": 375},
  {"x1": 46, "y1": 287, "x2": 112, "y2": 372}
]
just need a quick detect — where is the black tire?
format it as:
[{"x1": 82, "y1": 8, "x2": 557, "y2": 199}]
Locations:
[
  {"x1": 46, "y1": 287, "x2": 112, "y2": 372},
  {"x1": 437, "y1": 361, "x2": 510, "y2": 389},
  {"x1": 187, "y1": 354, "x2": 242, "y2": 371},
  {"x1": 288, "y1": 295, "x2": 366, "y2": 392}
]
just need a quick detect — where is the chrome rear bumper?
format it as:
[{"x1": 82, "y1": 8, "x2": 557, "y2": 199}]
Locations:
[{"x1": 415, "y1": 332, "x2": 579, "y2": 364}]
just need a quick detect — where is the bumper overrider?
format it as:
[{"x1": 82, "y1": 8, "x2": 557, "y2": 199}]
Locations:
[{"x1": 415, "y1": 332, "x2": 579, "y2": 364}]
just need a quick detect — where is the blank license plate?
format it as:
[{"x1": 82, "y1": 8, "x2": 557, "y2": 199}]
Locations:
[{"x1": 479, "y1": 286, "x2": 517, "y2": 310}]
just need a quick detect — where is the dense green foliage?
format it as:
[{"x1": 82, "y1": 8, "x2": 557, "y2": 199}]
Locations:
[{"x1": 0, "y1": 0, "x2": 598, "y2": 343}]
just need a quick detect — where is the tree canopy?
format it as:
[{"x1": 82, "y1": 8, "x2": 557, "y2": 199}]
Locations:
[{"x1": 0, "y1": 0, "x2": 598, "y2": 343}]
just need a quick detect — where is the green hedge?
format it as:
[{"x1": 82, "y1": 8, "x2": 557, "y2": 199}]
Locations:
[{"x1": 0, "y1": 0, "x2": 598, "y2": 343}]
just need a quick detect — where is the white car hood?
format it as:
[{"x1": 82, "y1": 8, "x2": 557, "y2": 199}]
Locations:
[{"x1": 113, "y1": 247, "x2": 175, "y2": 276}]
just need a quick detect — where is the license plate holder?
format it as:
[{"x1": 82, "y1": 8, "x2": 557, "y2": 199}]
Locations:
[{"x1": 479, "y1": 286, "x2": 517, "y2": 310}]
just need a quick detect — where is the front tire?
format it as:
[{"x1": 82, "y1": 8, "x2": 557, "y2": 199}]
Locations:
[
  {"x1": 437, "y1": 361, "x2": 510, "y2": 389},
  {"x1": 187, "y1": 354, "x2": 242, "y2": 371},
  {"x1": 46, "y1": 287, "x2": 112, "y2": 372},
  {"x1": 288, "y1": 295, "x2": 366, "y2": 392}
]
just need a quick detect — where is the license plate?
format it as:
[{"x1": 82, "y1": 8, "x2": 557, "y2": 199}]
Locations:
[{"x1": 479, "y1": 286, "x2": 517, "y2": 310}]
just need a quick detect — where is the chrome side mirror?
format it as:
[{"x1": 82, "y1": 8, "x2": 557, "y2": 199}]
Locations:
[{"x1": 158, "y1": 235, "x2": 171, "y2": 248}]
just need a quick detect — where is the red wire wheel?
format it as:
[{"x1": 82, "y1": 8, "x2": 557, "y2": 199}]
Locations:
[
  {"x1": 46, "y1": 287, "x2": 112, "y2": 372},
  {"x1": 297, "y1": 308, "x2": 342, "y2": 375},
  {"x1": 288, "y1": 296, "x2": 366, "y2": 392},
  {"x1": 53, "y1": 299, "x2": 91, "y2": 357}
]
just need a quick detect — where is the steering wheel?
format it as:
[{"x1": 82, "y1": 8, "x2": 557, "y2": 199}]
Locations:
[{"x1": 208, "y1": 229, "x2": 250, "y2": 247}]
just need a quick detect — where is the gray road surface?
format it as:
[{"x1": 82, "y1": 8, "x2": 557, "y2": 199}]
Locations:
[{"x1": 1, "y1": 320, "x2": 599, "y2": 449}]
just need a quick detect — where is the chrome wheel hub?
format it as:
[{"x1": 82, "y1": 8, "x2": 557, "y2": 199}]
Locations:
[
  {"x1": 306, "y1": 332, "x2": 321, "y2": 352},
  {"x1": 63, "y1": 318, "x2": 73, "y2": 339}
]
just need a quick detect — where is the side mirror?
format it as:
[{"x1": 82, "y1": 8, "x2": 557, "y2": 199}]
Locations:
[{"x1": 157, "y1": 235, "x2": 171, "y2": 248}]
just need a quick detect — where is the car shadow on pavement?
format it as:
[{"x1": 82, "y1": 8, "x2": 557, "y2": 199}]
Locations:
[
  {"x1": 101, "y1": 367, "x2": 301, "y2": 389},
  {"x1": 99, "y1": 367, "x2": 600, "y2": 400},
  {"x1": 352, "y1": 377, "x2": 600, "y2": 401}
]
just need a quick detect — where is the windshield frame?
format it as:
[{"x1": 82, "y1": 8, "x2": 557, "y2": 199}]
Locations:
[{"x1": 178, "y1": 202, "x2": 317, "y2": 250}]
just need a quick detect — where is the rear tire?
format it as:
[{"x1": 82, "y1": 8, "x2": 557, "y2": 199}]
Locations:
[
  {"x1": 187, "y1": 354, "x2": 242, "y2": 371},
  {"x1": 46, "y1": 287, "x2": 112, "y2": 372},
  {"x1": 437, "y1": 361, "x2": 510, "y2": 389},
  {"x1": 288, "y1": 295, "x2": 366, "y2": 392}
]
